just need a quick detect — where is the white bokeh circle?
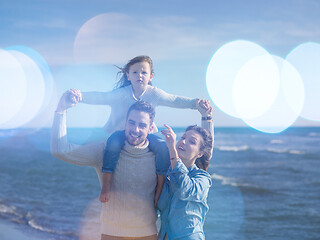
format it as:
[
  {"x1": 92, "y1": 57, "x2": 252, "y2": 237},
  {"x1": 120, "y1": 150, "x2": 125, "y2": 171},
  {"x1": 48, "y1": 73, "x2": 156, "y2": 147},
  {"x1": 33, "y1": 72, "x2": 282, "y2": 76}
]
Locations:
[
  {"x1": 74, "y1": 13, "x2": 147, "y2": 64},
  {"x1": 0, "y1": 49, "x2": 27, "y2": 126},
  {"x1": 206, "y1": 40, "x2": 271, "y2": 118},
  {"x1": 1, "y1": 50, "x2": 45, "y2": 129},
  {"x1": 286, "y1": 42, "x2": 320, "y2": 121},
  {"x1": 240, "y1": 56, "x2": 304, "y2": 133},
  {"x1": 5, "y1": 46, "x2": 56, "y2": 130},
  {"x1": 233, "y1": 54, "x2": 280, "y2": 119}
]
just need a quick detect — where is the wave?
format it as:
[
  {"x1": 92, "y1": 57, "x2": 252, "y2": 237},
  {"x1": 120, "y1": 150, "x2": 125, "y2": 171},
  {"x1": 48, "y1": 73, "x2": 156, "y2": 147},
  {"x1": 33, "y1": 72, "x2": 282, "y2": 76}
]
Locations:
[
  {"x1": 267, "y1": 148, "x2": 305, "y2": 155},
  {"x1": 309, "y1": 132, "x2": 320, "y2": 137},
  {"x1": 270, "y1": 139, "x2": 283, "y2": 144},
  {"x1": 0, "y1": 202, "x2": 73, "y2": 237},
  {"x1": 211, "y1": 173, "x2": 251, "y2": 188},
  {"x1": 211, "y1": 173, "x2": 273, "y2": 195},
  {"x1": 217, "y1": 145, "x2": 250, "y2": 152},
  {"x1": 211, "y1": 173, "x2": 237, "y2": 186},
  {"x1": 288, "y1": 150, "x2": 305, "y2": 155},
  {"x1": 267, "y1": 148, "x2": 288, "y2": 154},
  {"x1": 0, "y1": 204, "x2": 23, "y2": 218},
  {"x1": 26, "y1": 212, "x2": 57, "y2": 234}
]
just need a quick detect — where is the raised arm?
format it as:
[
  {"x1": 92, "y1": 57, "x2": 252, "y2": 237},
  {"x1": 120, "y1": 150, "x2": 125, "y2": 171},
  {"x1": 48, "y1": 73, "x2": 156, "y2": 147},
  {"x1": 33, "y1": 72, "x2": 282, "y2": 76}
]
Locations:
[
  {"x1": 198, "y1": 99, "x2": 214, "y2": 146},
  {"x1": 51, "y1": 90, "x2": 104, "y2": 167},
  {"x1": 80, "y1": 89, "x2": 120, "y2": 105},
  {"x1": 153, "y1": 87, "x2": 199, "y2": 109}
]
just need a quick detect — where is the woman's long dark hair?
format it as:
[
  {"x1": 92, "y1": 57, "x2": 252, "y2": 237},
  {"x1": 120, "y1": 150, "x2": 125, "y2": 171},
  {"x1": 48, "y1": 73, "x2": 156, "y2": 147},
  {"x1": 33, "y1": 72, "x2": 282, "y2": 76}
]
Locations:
[
  {"x1": 185, "y1": 125, "x2": 213, "y2": 171},
  {"x1": 115, "y1": 55, "x2": 154, "y2": 89}
]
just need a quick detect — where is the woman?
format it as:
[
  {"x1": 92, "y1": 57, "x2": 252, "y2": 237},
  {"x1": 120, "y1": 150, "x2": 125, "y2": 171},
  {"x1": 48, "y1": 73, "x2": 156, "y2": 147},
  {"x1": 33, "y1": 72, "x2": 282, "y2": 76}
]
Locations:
[{"x1": 158, "y1": 100, "x2": 214, "y2": 240}]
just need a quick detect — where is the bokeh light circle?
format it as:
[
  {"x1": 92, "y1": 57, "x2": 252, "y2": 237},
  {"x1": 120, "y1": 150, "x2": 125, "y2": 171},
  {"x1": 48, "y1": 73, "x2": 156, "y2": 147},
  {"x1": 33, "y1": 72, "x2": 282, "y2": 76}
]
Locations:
[
  {"x1": 240, "y1": 56, "x2": 304, "y2": 133},
  {"x1": 233, "y1": 54, "x2": 280, "y2": 119},
  {"x1": 1, "y1": 50, "x2": 45, "y2": 129},
  {"x1": 79, "y1": 198, "x2": 101, "y2": 240},
  {"x1": 74, "y1": 13, "x2": 143, "y2": 64},
  {"x1": 0, "y1": 49, "x2": 27, "y2": 127},
  {"x1": 5, "y1": 46, "x2": 56, "y2": 129},
  {"x1": 286, "y1": 42, "x2": 320, "y2": 121},
  {"x1": 206, "y1": 40, "x2": 271, "y2": 118}
]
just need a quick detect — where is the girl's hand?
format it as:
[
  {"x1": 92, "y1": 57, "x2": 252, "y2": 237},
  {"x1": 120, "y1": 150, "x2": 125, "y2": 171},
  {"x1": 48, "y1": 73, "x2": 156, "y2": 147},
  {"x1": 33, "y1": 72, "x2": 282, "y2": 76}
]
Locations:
[
  {"x1": 68, "y1": 88, "x2": 82, "y2": 104},
  {"x1": 197, "y1": 99, "x2": 212, "y2": 117},
  {"x1": 56, "y1": 89, "x2": 82, "y2": 112},
  {"x1": 161, "y1": 124, "x2": 177, "y2": 152}
]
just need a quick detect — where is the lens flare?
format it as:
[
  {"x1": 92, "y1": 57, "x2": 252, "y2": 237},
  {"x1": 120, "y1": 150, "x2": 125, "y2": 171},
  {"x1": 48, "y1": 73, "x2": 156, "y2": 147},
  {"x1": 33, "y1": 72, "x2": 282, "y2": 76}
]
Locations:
[
  {"x1": 206, "y1": 40, "x2": 270, "y2": 118},
  {"x1": 286, "y1": 42, "x2": 320, "y2": 122},
  {"x1": 5, "y1": 46, "x2": 56, "y2": 129},
  {"x1": 1, "y1": 50, "x2": 45, "y2": 129},
  {"x1": 233, "y1": 54, "x2": 280, "y2": 119},
  {"x1": 240, "y1": 56, "x2": 304, "y2": 133},
  {"x1": 74, "y1": 13, "x2": 141, "y2": 64},
  {"x1": 0, "y1": 49, "x2": 27, "y2": 127},
  {"x1": 79, "y1": 198, "x2": 101, "y2": 240}
]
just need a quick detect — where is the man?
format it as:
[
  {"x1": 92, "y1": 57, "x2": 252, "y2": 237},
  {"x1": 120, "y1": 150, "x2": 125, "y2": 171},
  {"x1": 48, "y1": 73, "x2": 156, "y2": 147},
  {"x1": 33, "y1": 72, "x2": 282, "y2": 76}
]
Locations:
[{"x1": 51, "y1": 90, "x2": 159, "y2": 240}]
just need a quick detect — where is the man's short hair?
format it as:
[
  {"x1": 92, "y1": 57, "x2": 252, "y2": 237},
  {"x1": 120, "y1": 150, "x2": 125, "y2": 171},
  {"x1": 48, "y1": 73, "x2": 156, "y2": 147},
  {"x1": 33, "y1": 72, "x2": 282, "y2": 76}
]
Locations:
[{"x1": 126, "y1": 101, "x2": 155, "y2": 124}]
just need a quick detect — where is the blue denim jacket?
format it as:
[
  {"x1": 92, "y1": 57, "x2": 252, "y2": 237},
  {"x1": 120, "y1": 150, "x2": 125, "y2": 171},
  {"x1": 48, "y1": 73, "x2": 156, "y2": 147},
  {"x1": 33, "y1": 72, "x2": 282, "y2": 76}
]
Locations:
[{"x1": 157, "y1": 160, "x2": 212, "y2": 240}]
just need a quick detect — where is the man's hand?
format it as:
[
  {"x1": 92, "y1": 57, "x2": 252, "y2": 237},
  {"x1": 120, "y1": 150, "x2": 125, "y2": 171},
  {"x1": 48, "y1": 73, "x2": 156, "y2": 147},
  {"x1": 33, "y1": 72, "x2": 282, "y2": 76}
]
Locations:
[{"x1": 56, "y1": 89, "x2": 82, "y2": 113}]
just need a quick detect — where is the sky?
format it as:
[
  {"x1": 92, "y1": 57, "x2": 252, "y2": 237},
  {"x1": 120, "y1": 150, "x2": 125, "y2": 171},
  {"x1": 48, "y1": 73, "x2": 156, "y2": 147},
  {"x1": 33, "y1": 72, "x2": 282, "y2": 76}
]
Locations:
[{"x1": 1, "y1": 0, "x2": 320, "y2": 132}]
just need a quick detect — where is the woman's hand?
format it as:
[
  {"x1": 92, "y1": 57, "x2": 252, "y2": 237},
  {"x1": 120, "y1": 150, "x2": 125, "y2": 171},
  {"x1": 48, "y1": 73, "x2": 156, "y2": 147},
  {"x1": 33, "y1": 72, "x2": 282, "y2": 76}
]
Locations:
[
  {"x1": 161, "y1": 124, "x2": 179, "y2": 169},
  {"x1": 161, "y1": 124, "x2": 177, "y2": 151},
  {"x1": 197, "y1": 99, "x2": 212, "y2": 117},
  {"x1": 56, "y1": 89, "x2": 82, "y2": 113}
]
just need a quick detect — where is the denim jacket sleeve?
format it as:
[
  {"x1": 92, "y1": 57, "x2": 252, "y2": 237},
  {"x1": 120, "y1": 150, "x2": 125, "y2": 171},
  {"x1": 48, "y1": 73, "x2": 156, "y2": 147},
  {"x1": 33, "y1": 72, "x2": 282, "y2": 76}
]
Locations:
[{"x1": 168, "y1": 160, "x2": 212, "y2": 201}]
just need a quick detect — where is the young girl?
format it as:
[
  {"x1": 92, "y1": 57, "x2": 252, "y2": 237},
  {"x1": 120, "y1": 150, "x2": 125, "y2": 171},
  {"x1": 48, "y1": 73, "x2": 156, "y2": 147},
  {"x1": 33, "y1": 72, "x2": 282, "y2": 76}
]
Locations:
[{"x1": 69, "y1": 55, "x2": 206, "y2": 206}]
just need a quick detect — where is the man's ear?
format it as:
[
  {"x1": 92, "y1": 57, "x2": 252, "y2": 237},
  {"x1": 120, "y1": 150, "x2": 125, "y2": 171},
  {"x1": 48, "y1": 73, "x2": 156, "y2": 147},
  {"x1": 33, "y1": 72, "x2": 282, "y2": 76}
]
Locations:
[{"x1": 148, "y1": 124, "x2": 154, "y2": 134}]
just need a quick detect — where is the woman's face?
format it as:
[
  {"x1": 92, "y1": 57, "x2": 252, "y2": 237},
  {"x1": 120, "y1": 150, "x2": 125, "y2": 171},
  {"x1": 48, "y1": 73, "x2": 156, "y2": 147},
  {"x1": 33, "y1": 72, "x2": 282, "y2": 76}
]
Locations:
[
  {"x1": 176, "y1": 130, "x2": 203, "y2": 167},
  {"x1": 126, "y1": 61, "x2": 153, "y2": 91}
]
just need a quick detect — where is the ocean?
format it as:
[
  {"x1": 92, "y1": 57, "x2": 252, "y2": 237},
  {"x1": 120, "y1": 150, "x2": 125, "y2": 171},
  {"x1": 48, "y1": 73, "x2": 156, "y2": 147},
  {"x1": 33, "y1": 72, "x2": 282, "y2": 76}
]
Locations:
[{"x1": 0, "y1": 127, "x2": 319, "y2": 240}]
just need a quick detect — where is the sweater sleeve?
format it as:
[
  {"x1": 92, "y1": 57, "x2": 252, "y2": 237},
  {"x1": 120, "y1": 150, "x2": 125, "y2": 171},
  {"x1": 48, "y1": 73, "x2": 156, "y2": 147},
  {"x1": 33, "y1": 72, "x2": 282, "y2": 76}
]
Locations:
[
  {"x1": 168, "y1": 161, "x2": 212, "y2": 201},
  {"x1": 153, "y1": 87, "x2": 198, "y2": 109},
  {"x1": 50, "y1": 112, "x2": 104, "y2": 167},
  {"x1": 81, "y1": 89, "x2": 120, "y2": 105},
  {"x1": 201, "y1": 118, "x2": 214, "y2": 147}
]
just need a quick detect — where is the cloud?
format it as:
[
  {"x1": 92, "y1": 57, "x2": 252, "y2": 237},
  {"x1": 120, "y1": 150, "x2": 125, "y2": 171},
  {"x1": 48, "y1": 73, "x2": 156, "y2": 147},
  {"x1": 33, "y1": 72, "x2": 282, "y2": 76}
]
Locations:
[
  {"x1": 73, "y1": 12, "x2": 320, "y2": 66},
  {"x1": 11, "y1": 18, "x2": 72, "y2": 31},
  {"x1": 13, "y1": 11, "x2": 317, "y2": 67},
  {"x1": 73, "y1": 13, "x2": 219, "y2": 64}
]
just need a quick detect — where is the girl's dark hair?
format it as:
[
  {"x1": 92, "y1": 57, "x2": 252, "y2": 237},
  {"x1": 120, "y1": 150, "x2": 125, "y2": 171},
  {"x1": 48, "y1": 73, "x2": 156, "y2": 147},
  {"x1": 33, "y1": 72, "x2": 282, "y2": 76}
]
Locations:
[
  {"x1": 185, "y1": 125, "x2": 213, "y2": 171},
  {"x1": 115, "y1": 55, "x2": 154, "y2": 89}
]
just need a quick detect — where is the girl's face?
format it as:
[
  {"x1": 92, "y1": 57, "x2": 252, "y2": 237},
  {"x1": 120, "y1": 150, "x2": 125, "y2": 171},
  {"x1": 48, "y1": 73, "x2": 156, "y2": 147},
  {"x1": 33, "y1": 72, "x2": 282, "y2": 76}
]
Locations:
[
  {"x1": 126, "y1": 61, "x2": 153, "y2": 91},
  {"x1": 176, "y1": 130, "x2": 204, "y2": 168}
]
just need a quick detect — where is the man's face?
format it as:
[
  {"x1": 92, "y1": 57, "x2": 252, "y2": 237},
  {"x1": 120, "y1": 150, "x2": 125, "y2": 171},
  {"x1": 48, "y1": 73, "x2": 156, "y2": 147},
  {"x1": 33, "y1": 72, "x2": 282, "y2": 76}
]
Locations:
[{"x1": 125, "y1": 109, "x2": 153, "y2": 147}]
